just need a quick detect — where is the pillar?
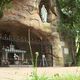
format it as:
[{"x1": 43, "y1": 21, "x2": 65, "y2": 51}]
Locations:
[
  {"x1": 51, "y1": 32, "x2": 64, "y2": 66},
  {"x1": 22, "y1": 53, "x2": 24, "y2": 61},
  {"x1": 5, "y1": 52, "x2": 8, "y2": 61}
]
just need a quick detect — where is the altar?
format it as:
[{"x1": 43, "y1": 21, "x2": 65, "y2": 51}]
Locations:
[{"x1": 2, "y1": 44, "x2": 26, "y2": 66}]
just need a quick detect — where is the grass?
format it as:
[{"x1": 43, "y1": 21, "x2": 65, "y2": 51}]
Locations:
[{"x1": 26, "y1": 73, "x2": 80, "y2": 80}]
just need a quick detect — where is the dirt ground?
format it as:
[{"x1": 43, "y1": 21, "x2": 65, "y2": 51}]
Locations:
[{"x1": 0, "y1": 67, "x2": 80, "y2": 80}]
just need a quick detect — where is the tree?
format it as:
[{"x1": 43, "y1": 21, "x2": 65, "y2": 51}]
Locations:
[{"x1": 58, "y1": 0, "x2": 80, "y2": 65}]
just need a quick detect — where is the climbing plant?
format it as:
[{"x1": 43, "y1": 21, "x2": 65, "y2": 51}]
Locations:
[{"x1": 0, "y1": 0, "x2": 12, "y2": 18}]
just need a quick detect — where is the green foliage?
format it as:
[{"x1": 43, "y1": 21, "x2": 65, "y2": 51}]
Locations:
[
  {"x1": 58, "y1": 0, "x2": 80, "y2": 39},
  {"x1": 58, "y1": 0, "x2": 80, "y2": 65},
  {"x1": 26, "y1": 73, "x2": 80, "y2": 80},
  {"x1": 0, "y1": 0, "x2": 12, "y2": 18}
]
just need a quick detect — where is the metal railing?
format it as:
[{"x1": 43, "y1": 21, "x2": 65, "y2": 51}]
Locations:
[{"x1": 0, "y1": 58, "x2": 53, "y2": 67}]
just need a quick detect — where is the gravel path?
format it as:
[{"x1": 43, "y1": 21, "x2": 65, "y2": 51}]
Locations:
[{"x1": 0, "y1": 67, "x2": 80, "y2": 80}]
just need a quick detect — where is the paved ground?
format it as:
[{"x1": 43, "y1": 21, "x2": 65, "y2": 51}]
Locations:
[{"x1": 0, "y1": 67, "x2": 80, "y2": 80}]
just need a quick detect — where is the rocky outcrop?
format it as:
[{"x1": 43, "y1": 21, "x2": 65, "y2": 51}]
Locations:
[
  {"x1": 0, "y1": 0, "x2": 51, "y2": 34},
  {"x1": 0, "y1": 0, "x2": 64, "y2": 66}
]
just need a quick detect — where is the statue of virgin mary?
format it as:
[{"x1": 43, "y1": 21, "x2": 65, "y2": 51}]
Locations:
[{"x1": 41, "y1": 5, "x2": 47, "y2": 22}]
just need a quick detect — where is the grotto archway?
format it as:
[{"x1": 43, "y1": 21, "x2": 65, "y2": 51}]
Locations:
[{"x1": 0, "y1": 21, "x2": 53, "y2": 67}]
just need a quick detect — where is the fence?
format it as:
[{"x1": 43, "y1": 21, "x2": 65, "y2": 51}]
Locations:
[{"x1": 0, "y1": 58, "x2": 53, "y2": 67}]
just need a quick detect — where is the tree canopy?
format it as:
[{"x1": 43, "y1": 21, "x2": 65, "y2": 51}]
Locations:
[{"x1": 58, "y1": 0, "x2": 80, "y2": 39}]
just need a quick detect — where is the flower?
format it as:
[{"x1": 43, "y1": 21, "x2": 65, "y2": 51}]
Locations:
[
  {"x1": 42, "y1": 54, "x2": 45, "y2": 58},
  {"x1": 35, "y1": 52, "x2": 39, "y2": 57}
]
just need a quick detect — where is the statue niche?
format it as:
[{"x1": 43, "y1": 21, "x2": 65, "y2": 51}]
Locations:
[
  {"x1": 39, "y1": 0, "x2": 57, "y2": 23},
  {"x1": 41, "y1": 5, "x2": 48, "y2": 22}
]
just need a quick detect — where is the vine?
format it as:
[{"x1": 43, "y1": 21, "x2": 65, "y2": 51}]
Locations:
[{"x1": 0, "y1": 0, "x2": 12, "y2": 18}]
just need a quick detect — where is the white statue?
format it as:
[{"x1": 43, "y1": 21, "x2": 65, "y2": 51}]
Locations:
[
  {"x1": 14, "y1": 54, "x2": 19, "y2": 60},
  {"x1": 41, "y1": 5, "x2": 47, "y2": 22}
]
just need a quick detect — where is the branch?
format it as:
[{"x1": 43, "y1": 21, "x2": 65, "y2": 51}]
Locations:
[{"x1": 28, "y1": 29, "x2": 34, "y2": 66}]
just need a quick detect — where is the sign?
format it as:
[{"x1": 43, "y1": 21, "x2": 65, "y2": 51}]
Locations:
[{"x1": 64, "y1": 48, "x2": 69, "y2": 54}]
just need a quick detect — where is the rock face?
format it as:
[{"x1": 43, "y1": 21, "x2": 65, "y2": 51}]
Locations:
[
  {"x1": 0, "y1": 0, "x2": 64, "y2": 66},
  {"x1": 1, "y1": 0, "x2": 51, "y2": 33}
]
